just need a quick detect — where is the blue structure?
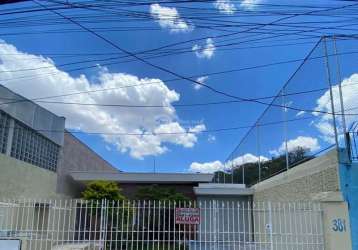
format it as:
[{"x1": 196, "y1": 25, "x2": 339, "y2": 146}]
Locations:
[{"x1": 338, "y1": 148, "x2": 358, "y2": 250}]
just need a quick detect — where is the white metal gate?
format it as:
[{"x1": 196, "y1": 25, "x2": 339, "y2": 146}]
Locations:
[{"x1": 0, "y1": 200, "x2": 324, "y2": 250}]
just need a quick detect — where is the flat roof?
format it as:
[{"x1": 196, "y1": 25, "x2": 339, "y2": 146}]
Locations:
[
  {"x1": 70, "y1": 171, "x2": 214, "y2": 184},
  {"x1": 194, "y1": 183, "x2": 254, "y2": 196}
]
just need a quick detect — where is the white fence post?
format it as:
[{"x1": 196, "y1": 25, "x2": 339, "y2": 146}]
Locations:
[
  {"x1": 268, "y1": 201, "x2": 273, "y2": 250},
  {"x1": 213, "y1": 200, "x2": 217, "y2": 250},
  {"x1": 99, "y1": 199, "x2": 106, "y2": 250}
]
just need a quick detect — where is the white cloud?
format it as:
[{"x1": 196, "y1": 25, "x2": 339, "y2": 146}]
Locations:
[
  {"x1": 192, "y1": 38, "x2": 216, "y2": 59},
  {"x1": 189, "y1": 124, "x2": 206, "y2": 133},
  {"x1": 315, "y1": 121, "x2": 335, "y2": 144},
  {"x1": 227, "y1": 153, "x2": 269, "y2": 168},
  {"x1": 240, "y1": 0, "x2": 263, "y2": 10},
  {"x1": 194, "y1": 76, "x2": 209, "y2": 90},
  {"x1": 313, "y1": 73, "x2": 358, "y2": 143},
  {"x1": 189, "y1": 160, "x2": 224, "y2": 173},
  {"x1": 296, "y1": 110, "x2": 306, "y2": 117},
  {"x1": 270, "y1": 136, "x2": 321, "y2": 156},
  {"x1": 0, "y1": 40, "x2": 205, "y2": 159},
  {"x1": 189, "y1": 153, "x2": 268, "y2": 173},
  {"x1": 213, "y1": 0, "x2": 236, "y2": 14},
  {"x1": 208, "y1": 134, "x2": 216, "y2": 142},
  {"x1": 150, "y1": 4, "x2": 192, "y2": 33}
]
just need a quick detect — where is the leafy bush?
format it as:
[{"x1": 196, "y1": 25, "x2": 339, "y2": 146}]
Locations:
[
  {"x1": 82, "y1": 180, "x2": 125, "y2": 201},
  {"x1": 135, "y1": 184, "x2": 190, "y2": 201}
]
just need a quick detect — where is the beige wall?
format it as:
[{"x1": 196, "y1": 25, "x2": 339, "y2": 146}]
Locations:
[
  {"x1": 252, "y1": 151, "x2": 353, "y2": 250},
  {"x1": 56, "y1": 133, "x2": 118, "y2": 197},
  {"x1": 0, "y1": 153, "x2": 60, "y2": 199},
  {"x1": 253, "y1": 150, "x2": 340, "y2": 202},
  {"x1": 312, "y1": 192, "x2": 352, "y2": 250}
]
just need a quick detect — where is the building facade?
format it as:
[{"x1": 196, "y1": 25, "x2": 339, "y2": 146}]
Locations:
[
  {"x1": 0, "y1": 85, "x2": 65, "y2": 199},
  {"x1": 0, "y1": 85, "x2": 214, "y2": 200},
  {"x1": 0, "y1": 85, "x2": 120, "y2": 199}
]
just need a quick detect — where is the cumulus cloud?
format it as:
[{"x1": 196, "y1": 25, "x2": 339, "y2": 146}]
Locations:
[
  {"x1": 192, "y1": 38, "x2": 216, "y2": 59},
  {"x1": 0, "y1": 40, "x2": 205, "y2": 159},
  {"x1": 189, "y1": 160, "x2": 224, "y2": 173},
  {"x1": 150, "y1": 4, "x2": 192, "y2": 33},
  {"x1": 240, "y1": 0, "x2": 263, "y2": 10},
  {"x1": 270, "y1": 136, "x2": 321, "y2": 156},
  {"x1": 227, "y1": 153, "x2": 269, "y2": 168},
  {"x1": 189, "y1": 153, "x2": 268, "y2": 173},
  {"x1": 213, "y1": 0, "x2": 236, "y2": 14},
  {"x1": 313, "y1": 73, "x2": 358, "y2": 143},
  {"x1": 315, "y1": 121, "x2": 336, "y2": 144},
  {"x1": 194, "y1": 76, "x2": 209, "y2": 90}
]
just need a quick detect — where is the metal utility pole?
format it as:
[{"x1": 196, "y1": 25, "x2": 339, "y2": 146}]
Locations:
[
  {"x1": 282, "y1": 89, "x2": 290, "y2": 171},
  {"x1": 257, "y1": 124, "x2": 262, "y2": 182},
  {"x1": 323, "y1": 36, "x2": 340, "y2": 148},
  {"x1": 333, "y1": 36, "x2": 348, "y2": 148}
]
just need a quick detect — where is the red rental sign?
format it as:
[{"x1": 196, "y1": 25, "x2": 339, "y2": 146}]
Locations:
[{"x1": 175, "y1": 208, "x2": 200, "y2": 225}]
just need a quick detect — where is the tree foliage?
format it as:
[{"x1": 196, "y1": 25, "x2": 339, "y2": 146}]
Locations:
[
  {"x1": 215, "y1": 147, "x2": 314, "y2": 186},
  {"x1": 82, "y1": 180, "x2": 125, "y2": 201},
  {"x1": 135, "y1": 185, "x2": 190, "y2": 201}
]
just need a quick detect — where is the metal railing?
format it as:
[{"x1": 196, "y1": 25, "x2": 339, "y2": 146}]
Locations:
[
  {"x1": 222, "y1": 35, "x2": 358, "y2": 185},
  {"x1": 0, "y1": 199, "x2": 324, "y2": 250},
  {"x1": 346, "y1": 122, "x2": 358, "y2": 161}
]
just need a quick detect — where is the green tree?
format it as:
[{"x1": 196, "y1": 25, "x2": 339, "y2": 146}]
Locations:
[
  {"x1": 135, "y1": 185, "x2": 192, "y2": 249},
  {"x1": 81, "y1": 181, "x2": 129, "y2": 250},
  {"x1": 135, "y1": 184, "x2": 190, "y2": 201},
  {"x1": 218, "y1": 147, "x2": 313, "y2": 186},
  {"x1": 82, "y1": 180, "x2": 125, "y2": 201}
]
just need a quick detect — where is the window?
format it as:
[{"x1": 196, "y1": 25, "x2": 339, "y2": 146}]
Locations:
[
  {"x1": 10, "y1": 120, "x2": 60, "y2": 172},
  {"x1": 0, "y1": 111, "x2": 10, "y2": 154}
]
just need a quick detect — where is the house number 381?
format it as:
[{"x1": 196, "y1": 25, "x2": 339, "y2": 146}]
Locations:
[{"x1": 332, "y1": 219, "x2": 347, "y2": 232}]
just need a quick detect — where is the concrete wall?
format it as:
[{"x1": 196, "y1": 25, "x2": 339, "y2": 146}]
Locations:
[
  {"x1": 253, "y1": 150, "x2": 340, "y2": 202},
  {"x1": 0, "y1": 153, "x2": 59, "y2": 199},
  {"x1": 312, "y1": 191, "x2": 352, "y2": 250},
  {"x1": 251, "y1": 150, "x2": 355, "y2": 249},
  {"x1": 56, "y1": 133, "x2": 118, "y2": 197}
]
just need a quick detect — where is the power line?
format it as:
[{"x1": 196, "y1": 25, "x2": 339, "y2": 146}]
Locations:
[
  {"x1": 2, "y1": 79, "x2": 358, "y2": 112},
  {"x1": 0, "y1": 114, "x2": 345, "y2": 136},
  {"x1": 2, "y1": 45, "x2": 358, "y2": 113},
  {"x1": 0, "y1": 38, "x2": 319, "y2": 58},
  {"x1": 33, "y1": 0, "x2": 358, "y2": 116},
  {"x1": 2, "y1": 36, "x2": 358, "y2": 77},
  {"x1": 43, "y1": 0, "x2": 357, "y2": 61}
]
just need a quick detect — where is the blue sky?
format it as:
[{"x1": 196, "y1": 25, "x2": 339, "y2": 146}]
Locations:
[{"x1": 1, "y1": 0, "x2": 358, "y2": 173}]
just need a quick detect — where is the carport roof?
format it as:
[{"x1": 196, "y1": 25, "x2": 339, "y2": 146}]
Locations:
[{"x1": 70, "y1": 171, "x2": 214, "y2": 184}]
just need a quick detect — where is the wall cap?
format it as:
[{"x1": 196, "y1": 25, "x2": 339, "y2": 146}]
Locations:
[
  {"x1": 194, "y1": 183, "x2": 254, "y2": 196},
  {"x1": 311, "y1": 191, "x2": 344, "y2": 202}
]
